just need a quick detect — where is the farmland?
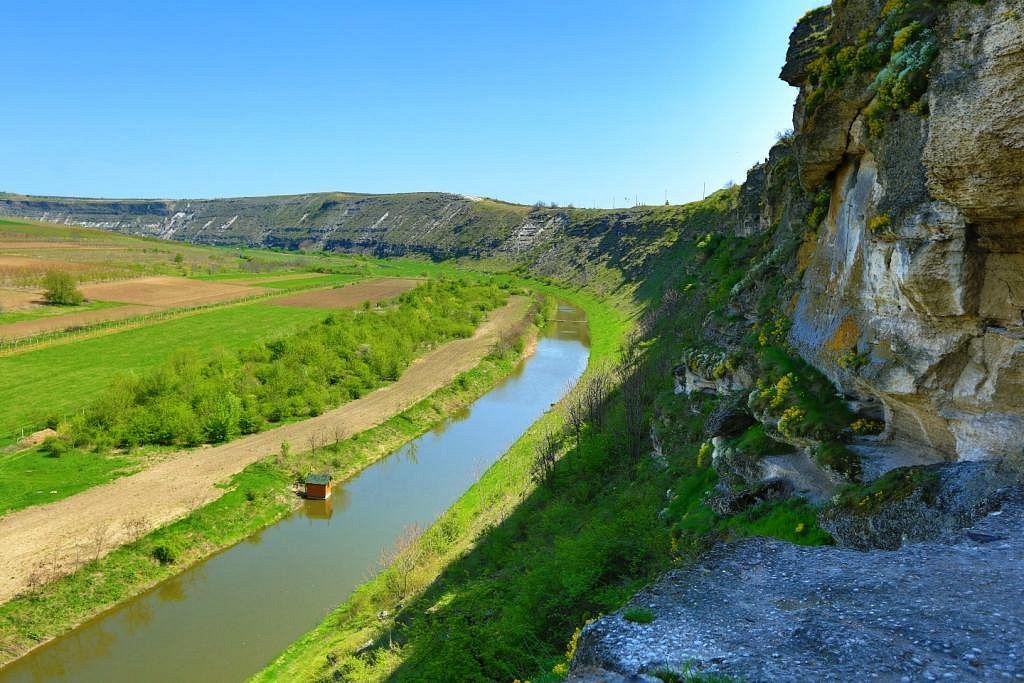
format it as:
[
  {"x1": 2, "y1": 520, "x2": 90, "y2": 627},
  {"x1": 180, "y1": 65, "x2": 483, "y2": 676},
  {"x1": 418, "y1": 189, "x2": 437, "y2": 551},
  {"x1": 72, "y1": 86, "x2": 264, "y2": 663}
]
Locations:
[
  {"x1": 0, "y1": 214, "x2": 584, "y2": 673},
  {"x1": 0, "y1": 216, "x2": 447, "y2": 446},
  {"x1": 0, "y1": 302, "x2": 335, "y2": 443}
]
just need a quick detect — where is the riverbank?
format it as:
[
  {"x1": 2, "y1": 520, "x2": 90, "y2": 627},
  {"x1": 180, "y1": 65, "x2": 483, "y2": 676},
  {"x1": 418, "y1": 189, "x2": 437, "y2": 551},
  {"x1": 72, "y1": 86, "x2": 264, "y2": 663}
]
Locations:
[
  {"x1": 0, "y1": 294, "x2": 546, "y2": 668},
  {"x1": 254, "y1": 287, "x2": 627, "y2": 681}
]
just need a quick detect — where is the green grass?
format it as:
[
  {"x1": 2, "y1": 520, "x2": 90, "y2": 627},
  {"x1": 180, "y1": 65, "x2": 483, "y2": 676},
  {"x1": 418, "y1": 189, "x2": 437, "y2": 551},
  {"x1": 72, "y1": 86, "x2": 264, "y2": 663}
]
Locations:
[
  {"x1": 669, "y1": 468, "x2": 832, "y2": 549},
  {"x1": 623, "y1": 607, "x2": 655, "y2": 624},
  {"x1": 719, "y1": 498, "x2": 832, "y2": 546},
  {"x1": 0, "y1": 302, "x2": 334, "y2": 440},
  {"x1": 733, "y1": 424, "x2": 793, "y2": 456},
  {"x1": 0, "y1": 300, "x2": 122, "y2": 325},
  {"x1": 200, "y1": 272, "x2": 362, "y2": 290},
  {"x1": 0, "y1": 448, "x2": 137, "y2": 515},
  {"x1": 0, "y1": 300, "x2": 544, "y2": 667},
  {"x1": 827, "y1": 466, "x2": 940, "y2": 516}
]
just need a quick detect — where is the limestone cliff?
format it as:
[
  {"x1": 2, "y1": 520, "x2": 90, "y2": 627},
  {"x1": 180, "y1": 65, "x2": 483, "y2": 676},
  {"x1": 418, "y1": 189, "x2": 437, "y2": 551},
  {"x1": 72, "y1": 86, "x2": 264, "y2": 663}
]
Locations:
[{"x1": 783, "y1": 0, "x2": 1024, "y2": 463}]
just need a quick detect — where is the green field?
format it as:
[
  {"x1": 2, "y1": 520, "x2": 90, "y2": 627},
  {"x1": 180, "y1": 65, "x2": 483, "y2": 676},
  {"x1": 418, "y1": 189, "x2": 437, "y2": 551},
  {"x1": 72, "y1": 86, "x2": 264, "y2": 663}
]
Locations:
[
  {"x1": 0, "y1": 448, "x2": 137, "y2": 515},
  {"x1": 0, "y1": 302, "x2": 334, "y2": 441},
  {"x1": 0, "y1": 300, "x2": 121, "y2": 325}
]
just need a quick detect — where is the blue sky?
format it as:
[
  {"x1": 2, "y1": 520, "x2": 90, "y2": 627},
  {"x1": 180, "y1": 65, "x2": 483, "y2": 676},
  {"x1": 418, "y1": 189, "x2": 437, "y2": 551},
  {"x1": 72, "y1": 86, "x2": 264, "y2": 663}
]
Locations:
[{"x1": 1, "y1": 1, "x2": 820, "y2": 207}]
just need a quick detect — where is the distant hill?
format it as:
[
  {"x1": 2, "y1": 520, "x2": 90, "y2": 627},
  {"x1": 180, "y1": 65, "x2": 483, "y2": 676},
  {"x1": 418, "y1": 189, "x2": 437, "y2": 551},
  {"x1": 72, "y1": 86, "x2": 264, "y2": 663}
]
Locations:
[
  {"x1": 0, "y1": 189, "x2": 742, "y2": 297},
  {"x1": 0, "y1": 191, "x2": 532, "y2": 259}
]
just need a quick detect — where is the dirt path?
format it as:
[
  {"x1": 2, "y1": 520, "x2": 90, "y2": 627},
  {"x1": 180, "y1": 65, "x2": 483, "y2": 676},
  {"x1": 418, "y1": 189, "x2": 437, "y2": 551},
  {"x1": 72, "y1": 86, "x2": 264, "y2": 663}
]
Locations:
[
  {"x1": 0, "y1": 296, "x2": 531, "y2": 604},
  {"x1": 0, "y1": 304, "x2": 158, "y2": 341}
]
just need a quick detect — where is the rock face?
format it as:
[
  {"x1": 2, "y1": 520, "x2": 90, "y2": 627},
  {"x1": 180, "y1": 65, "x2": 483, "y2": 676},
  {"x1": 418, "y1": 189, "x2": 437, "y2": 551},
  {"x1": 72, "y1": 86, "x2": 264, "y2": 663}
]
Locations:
[
  {"x1": 924, "y1": 1, "x2": 1024, "y2": 237},
  {"x1": 787, "y1": 0, "x2": 1024, "y2": 464},
  {"x1": 819, "y1": 460, "x2": 1018, "y2": 550},
  {"x1": 571, "y1": 486, "x2": 1024, "y2": 682}
]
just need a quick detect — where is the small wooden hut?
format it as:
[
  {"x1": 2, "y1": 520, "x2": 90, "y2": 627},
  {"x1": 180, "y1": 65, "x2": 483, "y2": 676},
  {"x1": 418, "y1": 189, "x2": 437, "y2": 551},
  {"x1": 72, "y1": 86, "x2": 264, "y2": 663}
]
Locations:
[{"x1": 303, "y1": 473, "x2": 333, "y2": 500}]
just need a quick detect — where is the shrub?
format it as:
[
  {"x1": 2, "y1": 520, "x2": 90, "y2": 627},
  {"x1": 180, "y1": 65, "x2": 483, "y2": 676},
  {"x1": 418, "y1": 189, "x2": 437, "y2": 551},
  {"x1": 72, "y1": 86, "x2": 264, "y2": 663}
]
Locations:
[
  {"x1": 830, "y1": 466, "x2": 939, "y2": 515},
  {"x1": 696, "y1": 441, "x2": 713, "y2": 468},
  {"x1": 805, "y1": 186, "x2": 832, "y2": 229},
  {"x1": 42, "y1": 270, "x2": 84, "y2": 306},
  {"x1": 41, "y1": 435, "x2": 70, "y2": 457},
  {"x1": 892, "y1": 21, "x2": 921, "y2": 53},
  {"x1": 777, "y1": 406, "x2": 806, "y2": 438},
  {"x1": 837, "y1": 350, "x2": 869, "y2": 371},
  {"x1": 868, "y1": 214, "x2": 898, "y2": 242},
  {"x1": 813, "y1": 441, "x2": 862, "y2": 481},
  {"x1": 804, "y1": 87, "x2": 826, "y2": 116},
  {"x1": 851, "y1": 418, "x2": 885, "y2": 435},
  {"x1": 152, "y1": 545, "x2": 177, "y2": 565}
]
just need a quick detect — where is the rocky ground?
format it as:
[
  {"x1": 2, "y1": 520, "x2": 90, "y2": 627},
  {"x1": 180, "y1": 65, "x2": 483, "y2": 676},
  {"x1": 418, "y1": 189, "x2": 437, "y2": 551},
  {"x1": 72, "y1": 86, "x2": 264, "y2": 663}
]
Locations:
[{"x1": 570, "y1": 488, "x2": 1024, "y2": 682}]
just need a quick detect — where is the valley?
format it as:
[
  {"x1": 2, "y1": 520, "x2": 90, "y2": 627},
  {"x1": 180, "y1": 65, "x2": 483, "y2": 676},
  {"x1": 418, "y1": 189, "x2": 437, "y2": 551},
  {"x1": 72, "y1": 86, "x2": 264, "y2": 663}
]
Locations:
[{"x1": 0, "y1": 0, "x2": 1022, "y2": 680}]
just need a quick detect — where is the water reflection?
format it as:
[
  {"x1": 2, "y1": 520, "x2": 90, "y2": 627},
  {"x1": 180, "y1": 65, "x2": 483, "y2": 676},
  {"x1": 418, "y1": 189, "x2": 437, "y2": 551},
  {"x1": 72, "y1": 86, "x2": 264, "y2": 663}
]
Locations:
[
  {"x1": 0, "y1": 303, "x2": 591, "y2": 683},
  {"x1": 156, "y1": 578, "x2": 186, "y2": 603},
  {"x1": 301, "y1": 498, "x2": 333, "y2": 520}
]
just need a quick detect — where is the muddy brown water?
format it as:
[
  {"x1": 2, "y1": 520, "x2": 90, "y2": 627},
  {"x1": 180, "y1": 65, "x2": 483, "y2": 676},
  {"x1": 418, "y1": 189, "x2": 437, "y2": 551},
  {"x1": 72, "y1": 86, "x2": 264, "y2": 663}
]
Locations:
[{"x1": 0, "y1": 303, "x2": 590, "y2": 682}]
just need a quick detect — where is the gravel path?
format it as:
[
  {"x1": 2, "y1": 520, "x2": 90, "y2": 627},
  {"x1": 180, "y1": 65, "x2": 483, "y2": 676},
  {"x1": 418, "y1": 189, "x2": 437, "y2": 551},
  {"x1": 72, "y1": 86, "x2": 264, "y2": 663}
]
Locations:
[
  {"x1": 573, "y1": 490, "x2": 1024, "y2": 682},
  {"x1": 0, "y1": 296, "x2": 530, "y2": 604}
]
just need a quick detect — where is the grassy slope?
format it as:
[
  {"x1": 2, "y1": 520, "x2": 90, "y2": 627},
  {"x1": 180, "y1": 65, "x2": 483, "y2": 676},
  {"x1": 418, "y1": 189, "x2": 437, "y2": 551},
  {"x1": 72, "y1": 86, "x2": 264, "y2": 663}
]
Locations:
[
  {"x1": 0, "y1": 217, "x2": 292, "y2": 285},
  {"x1": 0, "y1": 296, "x2": 543, "y2": 667}
]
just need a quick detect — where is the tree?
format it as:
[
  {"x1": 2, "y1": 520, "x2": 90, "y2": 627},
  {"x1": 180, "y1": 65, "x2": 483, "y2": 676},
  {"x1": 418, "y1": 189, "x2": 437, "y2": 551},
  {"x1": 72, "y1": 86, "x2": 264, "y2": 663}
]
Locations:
[
  {"x1": 379, "y1": 522, "x2": 423, "y2": 602},
  {"x1": 42, "y1": 270, "x2": 84, "y2": 305},
  {"x1": 530, "y1": 429, "x2": 560, "y2": 486}
]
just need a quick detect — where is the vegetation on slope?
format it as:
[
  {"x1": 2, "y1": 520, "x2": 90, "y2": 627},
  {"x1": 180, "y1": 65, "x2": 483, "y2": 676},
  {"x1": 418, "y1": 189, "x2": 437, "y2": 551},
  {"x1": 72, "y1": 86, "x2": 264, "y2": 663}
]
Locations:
[{"x1": 802, "y1": 0, "x2": 949, "y2": 135}]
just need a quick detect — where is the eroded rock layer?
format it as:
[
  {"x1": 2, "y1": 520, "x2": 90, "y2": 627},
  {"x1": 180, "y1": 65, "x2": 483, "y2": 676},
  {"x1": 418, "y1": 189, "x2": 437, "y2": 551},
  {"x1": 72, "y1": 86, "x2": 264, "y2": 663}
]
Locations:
[{"x1": 786, "y1": 0, "x2": 1024, "y2": 463}]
